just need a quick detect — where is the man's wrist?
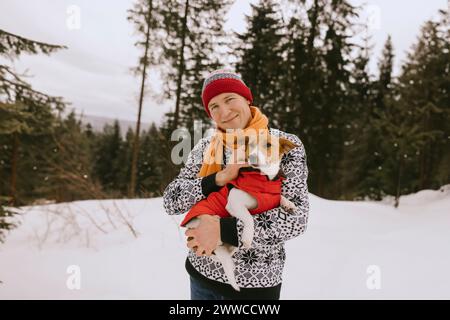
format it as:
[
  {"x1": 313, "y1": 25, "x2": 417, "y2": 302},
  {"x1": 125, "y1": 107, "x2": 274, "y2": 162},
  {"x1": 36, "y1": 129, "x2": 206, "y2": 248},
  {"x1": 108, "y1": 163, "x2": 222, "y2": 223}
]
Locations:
[
  {"x1": 201, "y1": 172, "x2": 222, "y2": 196},
  {"x1": 215, "y1": 171, "x2": 226, "y2": 187},
  {"x1": 220, "y1": 217, "x2": 239, "y2": 247}
]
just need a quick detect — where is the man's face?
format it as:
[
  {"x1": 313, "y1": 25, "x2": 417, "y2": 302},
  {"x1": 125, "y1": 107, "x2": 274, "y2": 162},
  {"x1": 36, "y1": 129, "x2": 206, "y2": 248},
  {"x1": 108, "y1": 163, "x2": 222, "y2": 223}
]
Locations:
[{"x1": 207, "y1": 92, "x2": 252, "y2": 130}]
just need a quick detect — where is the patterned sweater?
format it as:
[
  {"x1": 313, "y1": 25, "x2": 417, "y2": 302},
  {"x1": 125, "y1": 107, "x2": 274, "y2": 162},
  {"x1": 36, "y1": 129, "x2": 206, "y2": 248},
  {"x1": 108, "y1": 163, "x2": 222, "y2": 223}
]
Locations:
[{"x1": 163, "y1": 127, "x2": 309, "y2": 295}]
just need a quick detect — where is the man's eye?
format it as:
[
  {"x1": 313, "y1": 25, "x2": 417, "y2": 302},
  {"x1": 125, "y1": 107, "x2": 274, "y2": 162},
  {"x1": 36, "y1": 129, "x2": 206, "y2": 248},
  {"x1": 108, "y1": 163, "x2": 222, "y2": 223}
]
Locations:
[{"x1": 226, "y1": 98, "x2": 233, "y2": 102}]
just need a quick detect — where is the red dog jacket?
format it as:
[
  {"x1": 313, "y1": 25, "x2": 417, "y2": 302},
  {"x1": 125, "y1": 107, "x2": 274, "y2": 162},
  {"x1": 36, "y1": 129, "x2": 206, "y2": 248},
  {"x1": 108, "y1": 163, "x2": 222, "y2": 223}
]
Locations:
[{"x1": 180, "y1": 168, "x2": 285, "y2": 227}]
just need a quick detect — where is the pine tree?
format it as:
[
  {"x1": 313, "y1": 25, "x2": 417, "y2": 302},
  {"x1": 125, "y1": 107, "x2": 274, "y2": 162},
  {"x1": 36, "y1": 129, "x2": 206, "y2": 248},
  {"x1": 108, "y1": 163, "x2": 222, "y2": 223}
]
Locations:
[
  {"x1": 294, "y1": 0, "x2": 358, "y2": 198},
  {"x1": 92, "y1": 121, "x2": 124, "y2": 194},
  {"x1": 159, "y1": 0, "x2": 233, "y2": 132},
  {"x1": 375, "y1": 35, "x2": 394, "y2": 111},
  {"x1": 118, "y1": 127, "x2": 134, "y2": 195},
  {"x1": 0, "y1": 102, "x2": 59, "y2": 204},
  {"x1": 37, "y1": 111, "x2": 98, "y2": 202},
  {"x1": 136, "y1": 123, "x2": 164, "y2": 196},
  {"x1": 394, "y1": 11, "x2": 449, "y2": 193},
  {"x1": 371, "y1": 92, "x2": 435, "y2": 207},
  {"x1": 277, "y1": 0, "x2": 360, "y2": 198},
  {"x1": 336, "y1": 33, "x2": 392, "y2": 201},
  {"x1": 154, "y1": 0, "x2": 233, "y2": 188},
  {"x1": 127, "y1": 0, "x2": 165, "y2": 197},
  {"x1": 360, "y1": 35, "x2": 396, "y2": 200},
  {"x1": 235, "y1": 0, "x2": 286, "y2": 128},
  {"x1": 360, "y1": 13, "x2": 449, "y2": 206},
  {"x1": 280, "y1": 0, "x2": 325, "y2": 149},
  {"x1": 315, "y1": 0, "x2": 356, "y2": 198},
  {"x1": 156, "y1": 117, "x2": 183, "y2": 192},
  {"x1": 0, "y1": 196, "x2": 17, "y2": 243},
  {"x1": 0, "y1": 29, "x2": 66, "y2": 110},
  {"x1": 351, "y1": 9, "x2": 449, "y2": 204},
  {"x1": 338, "y1": 29, "x2": 377, "y2": 199},
  {"x1": 279, "y1": 12, "x2": 309, "y2": 134},
  {"x1": 0, "y1": 29, "x2": 66, "y2": 204},
  {"x1": 0, "y1": 102, "x2": 56, "y2": 204}
]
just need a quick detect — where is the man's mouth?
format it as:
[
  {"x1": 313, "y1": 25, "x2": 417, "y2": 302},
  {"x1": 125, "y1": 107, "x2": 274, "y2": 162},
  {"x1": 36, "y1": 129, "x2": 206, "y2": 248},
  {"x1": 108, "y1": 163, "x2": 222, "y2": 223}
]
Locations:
[{"x1": 223, "y1": 114, "x2": 238, "y2": 123}]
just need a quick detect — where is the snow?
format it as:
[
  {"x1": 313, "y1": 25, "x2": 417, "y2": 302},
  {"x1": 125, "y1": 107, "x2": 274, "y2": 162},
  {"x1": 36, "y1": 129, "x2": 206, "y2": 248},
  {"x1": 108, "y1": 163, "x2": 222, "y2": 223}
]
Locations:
[{"x1": 1, "y1": 186, "x2": 449, "y2": 299}]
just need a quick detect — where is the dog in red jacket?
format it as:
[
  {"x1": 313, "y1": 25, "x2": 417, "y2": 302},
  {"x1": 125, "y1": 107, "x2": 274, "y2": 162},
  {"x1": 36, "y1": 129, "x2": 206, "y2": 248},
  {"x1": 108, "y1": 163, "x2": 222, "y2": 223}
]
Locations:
[{"x1": 181, "y1": 134, "x2": 299, "y2": 291}]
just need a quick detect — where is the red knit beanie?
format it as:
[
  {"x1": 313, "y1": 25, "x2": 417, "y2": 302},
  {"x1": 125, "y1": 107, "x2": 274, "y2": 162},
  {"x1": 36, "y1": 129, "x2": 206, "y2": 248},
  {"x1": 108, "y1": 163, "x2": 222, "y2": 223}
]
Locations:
[{"x1": 201, "y1": 69, "x2": 253, "y2": 118}]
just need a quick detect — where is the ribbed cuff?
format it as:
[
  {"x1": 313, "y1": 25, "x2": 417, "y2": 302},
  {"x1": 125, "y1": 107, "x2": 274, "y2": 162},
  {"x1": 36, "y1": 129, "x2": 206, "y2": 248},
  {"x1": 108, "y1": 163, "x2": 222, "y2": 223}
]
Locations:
[
  {"x1": 220, "y1": 217, "x2": 238, "y2": 247},
  {"x1": 201, "y1": 172, "x2": 222, "y2": 197}
]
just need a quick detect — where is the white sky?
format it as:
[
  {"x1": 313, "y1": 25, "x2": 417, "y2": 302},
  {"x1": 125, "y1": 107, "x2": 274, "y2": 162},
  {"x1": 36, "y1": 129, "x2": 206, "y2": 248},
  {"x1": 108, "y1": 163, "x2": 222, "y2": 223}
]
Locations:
[{"x1": 0, "y1": 0, "x2": 447, "y2": 125}]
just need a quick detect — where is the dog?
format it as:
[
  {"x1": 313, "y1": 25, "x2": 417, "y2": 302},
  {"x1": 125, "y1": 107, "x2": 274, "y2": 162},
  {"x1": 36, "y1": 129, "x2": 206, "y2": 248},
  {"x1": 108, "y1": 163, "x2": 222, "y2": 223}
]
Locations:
[{"x1": 181, "y1": 133, "x2": 299, "y2": 291}]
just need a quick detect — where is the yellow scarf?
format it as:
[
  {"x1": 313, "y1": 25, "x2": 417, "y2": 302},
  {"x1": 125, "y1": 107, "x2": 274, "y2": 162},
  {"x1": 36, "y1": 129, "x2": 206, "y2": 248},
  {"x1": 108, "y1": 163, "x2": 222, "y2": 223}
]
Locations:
[{"x1": 197, "y1": 106, "x2": 269, "y2": 178}]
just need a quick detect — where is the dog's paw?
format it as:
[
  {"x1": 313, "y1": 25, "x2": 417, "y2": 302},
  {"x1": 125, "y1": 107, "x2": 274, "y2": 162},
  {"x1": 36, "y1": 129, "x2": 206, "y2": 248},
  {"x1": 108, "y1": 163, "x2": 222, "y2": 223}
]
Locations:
[
  {"x1": 280, "y1": 196, "x2": 297, "y2": 213},
  {"x1": 241, "y1": 231, "x2": 253, "y2": 249},
  {"x1": 240, "y1": 220, "x2": 254, "y2": 249}
]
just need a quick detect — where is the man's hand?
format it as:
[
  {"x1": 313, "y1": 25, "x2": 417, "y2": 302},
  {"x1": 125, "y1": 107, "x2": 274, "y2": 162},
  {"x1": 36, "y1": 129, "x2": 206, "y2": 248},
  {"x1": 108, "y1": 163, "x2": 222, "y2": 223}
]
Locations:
[
  {"x1": 186, "y1": 215, "x2": 221, "y2": 256},
  {"x1": 216, "y1": 163, "x2": 250, "y2": 186}
]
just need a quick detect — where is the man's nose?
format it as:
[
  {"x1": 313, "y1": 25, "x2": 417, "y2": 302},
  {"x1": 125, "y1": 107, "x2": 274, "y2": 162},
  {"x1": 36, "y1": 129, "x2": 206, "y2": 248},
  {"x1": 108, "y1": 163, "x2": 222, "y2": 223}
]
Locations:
[{"x1": 219, "y1": 106, "x2": 231, "y2": 118}]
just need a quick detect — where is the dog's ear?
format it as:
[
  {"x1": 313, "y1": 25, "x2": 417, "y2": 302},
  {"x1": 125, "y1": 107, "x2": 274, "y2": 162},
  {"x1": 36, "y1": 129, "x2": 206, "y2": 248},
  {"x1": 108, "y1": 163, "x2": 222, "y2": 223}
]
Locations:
[{"x1": 278, "y1": 137, "x2": 299, "y2": 155}]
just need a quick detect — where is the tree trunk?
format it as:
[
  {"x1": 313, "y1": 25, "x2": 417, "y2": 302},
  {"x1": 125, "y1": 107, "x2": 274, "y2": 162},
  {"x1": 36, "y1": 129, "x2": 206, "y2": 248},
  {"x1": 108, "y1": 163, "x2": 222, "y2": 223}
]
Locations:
[
  {"x1": 9, "y1": 133, "x2": 19, "y2": 205},
  {"x1": 129, "y1": 0, "x2": 153, "y2": 198},
  {"x1": 172, "y1": 0, "x2": 189, "y2": 132},
  {"x1": 307, "y1": 0, "x2": 319, "y2": 55},
  {"x1": 395, "y1": 155, "x2": 403, "y2": 208},
  {"x1": 317, "y1": 168, "x2": 324, "y2": 198}
]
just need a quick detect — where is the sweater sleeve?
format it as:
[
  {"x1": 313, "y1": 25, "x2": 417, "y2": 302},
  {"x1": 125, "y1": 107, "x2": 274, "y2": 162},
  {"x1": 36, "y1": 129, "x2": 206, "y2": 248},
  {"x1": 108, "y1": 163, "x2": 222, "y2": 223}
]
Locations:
[
  {"x1": 163, "y1": 137, "x2": 212, "y2": 215},
  {"x1": 233, "y1": 134, "x2": 309, "y2": 247},
  {"x1": 201, "y1": 170, "x2": 240, "y2": 246}
]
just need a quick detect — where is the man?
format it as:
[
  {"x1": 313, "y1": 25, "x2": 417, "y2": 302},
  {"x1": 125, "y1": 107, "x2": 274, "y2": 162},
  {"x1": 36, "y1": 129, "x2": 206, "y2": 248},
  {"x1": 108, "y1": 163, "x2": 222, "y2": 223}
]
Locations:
[{"x1": 163, "y1": 69, "x2": 309, "y2": 300}]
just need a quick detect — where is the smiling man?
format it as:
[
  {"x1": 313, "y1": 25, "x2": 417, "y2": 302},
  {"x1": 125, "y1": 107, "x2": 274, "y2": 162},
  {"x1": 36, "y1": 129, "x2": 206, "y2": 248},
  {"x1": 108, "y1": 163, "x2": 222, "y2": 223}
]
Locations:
[{"x1": 163, "y1": 69, "x2": 309, "y2": 300}]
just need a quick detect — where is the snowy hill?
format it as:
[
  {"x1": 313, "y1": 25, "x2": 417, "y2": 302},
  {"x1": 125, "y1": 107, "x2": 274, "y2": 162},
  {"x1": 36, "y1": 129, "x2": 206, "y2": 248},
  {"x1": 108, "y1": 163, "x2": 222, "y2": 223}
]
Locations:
[
  {"x1": 76, "y1": 113, "x2": 153, "y2": 137},
  {"x1": 0, "y1": 186, "x2": 449, "y2": 299}
]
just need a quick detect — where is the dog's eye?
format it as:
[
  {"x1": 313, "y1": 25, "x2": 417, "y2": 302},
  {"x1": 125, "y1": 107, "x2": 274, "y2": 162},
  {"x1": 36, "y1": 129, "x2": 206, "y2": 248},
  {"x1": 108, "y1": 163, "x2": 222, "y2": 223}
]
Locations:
[{"x1": 266, "y1": 142, "x2": 272, "y2": 147}]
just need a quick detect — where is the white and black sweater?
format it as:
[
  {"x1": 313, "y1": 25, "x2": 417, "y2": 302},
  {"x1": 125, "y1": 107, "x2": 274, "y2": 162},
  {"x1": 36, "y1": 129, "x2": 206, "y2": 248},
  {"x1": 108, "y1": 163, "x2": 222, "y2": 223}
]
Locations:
[{"x1": 163, "y1": 128, "x2": 309, "y2": 298}]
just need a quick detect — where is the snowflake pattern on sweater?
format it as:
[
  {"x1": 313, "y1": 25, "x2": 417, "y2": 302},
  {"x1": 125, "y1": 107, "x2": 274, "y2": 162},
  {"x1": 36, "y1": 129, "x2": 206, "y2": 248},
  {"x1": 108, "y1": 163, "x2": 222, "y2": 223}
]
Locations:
[{"x1": 163, "y1": 128, "x2": 309, "y2": 288}]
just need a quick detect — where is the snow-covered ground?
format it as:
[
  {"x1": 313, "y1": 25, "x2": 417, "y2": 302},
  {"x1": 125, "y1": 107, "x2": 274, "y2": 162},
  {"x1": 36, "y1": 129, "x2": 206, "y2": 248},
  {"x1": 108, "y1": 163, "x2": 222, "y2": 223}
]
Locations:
[{"x1": 1, "y1": 186, "x2": 449, "y2": 300}]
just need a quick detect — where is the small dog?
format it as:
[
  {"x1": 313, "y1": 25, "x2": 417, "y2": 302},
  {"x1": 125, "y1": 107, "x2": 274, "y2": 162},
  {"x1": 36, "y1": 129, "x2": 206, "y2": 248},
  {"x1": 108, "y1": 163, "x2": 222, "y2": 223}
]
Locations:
[{"x1": 182, "y1": 134, "x2": 299, "y2": 291}]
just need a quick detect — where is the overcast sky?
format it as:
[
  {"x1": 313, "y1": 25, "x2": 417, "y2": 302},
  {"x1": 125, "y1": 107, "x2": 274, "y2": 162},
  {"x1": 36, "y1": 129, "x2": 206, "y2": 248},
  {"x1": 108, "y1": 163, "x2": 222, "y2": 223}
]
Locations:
[{"x1": 0, "y1": 0, "x2": 447, "y2": 125}]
